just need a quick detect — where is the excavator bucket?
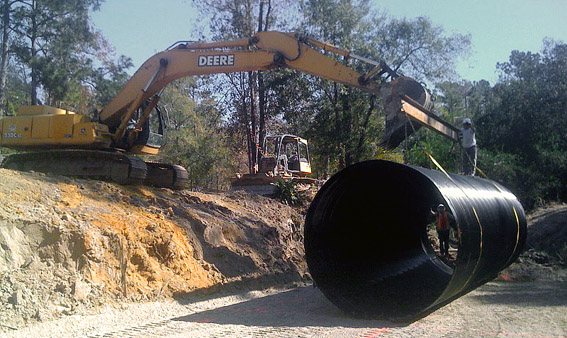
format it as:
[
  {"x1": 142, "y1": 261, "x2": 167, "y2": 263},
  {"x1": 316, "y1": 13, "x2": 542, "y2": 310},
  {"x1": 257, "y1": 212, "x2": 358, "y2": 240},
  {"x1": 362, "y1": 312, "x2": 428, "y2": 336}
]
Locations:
[
  {"x1": 379, "y1": 77, "x2": 432, "y2": 149},
  {"x1": 379, "y1": 77, "x2": 459, "y2": 149}
]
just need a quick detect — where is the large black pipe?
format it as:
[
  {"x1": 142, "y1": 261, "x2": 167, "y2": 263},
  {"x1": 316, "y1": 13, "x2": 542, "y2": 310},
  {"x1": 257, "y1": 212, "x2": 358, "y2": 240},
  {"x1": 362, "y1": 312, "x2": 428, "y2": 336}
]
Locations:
[{"x1": 304, "y1": 160, "x2": 526, "y2": 322}]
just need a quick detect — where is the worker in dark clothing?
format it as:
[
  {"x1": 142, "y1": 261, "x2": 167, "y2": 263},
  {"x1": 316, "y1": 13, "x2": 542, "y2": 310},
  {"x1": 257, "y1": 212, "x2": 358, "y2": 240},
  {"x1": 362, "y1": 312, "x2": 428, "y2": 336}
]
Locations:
[{"x1": 431, "y1": 204, "x2": 456, "y2": 256}]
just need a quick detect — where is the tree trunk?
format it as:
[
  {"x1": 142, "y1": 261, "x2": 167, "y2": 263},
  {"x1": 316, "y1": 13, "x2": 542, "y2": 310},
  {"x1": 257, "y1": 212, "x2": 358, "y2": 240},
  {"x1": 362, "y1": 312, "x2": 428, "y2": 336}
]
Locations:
[
  {"x1": 242, "y1": 92, "x2": 253, "y2": 174},
  {"x1": 30, "y1": 0, "x2": 38, "y2": 105},
  {"x1": 355, "y1": 95, "x2": 375, "y2": 160},
  {"x1": 0, "y1": 0, "x2": 10, "y2": 116},
  {"x1": 257, "y1": 1, "x2": 267, "y2": 158},
  {"x1": 247, "y1": 71, "x2": 258, "y2": 173}
]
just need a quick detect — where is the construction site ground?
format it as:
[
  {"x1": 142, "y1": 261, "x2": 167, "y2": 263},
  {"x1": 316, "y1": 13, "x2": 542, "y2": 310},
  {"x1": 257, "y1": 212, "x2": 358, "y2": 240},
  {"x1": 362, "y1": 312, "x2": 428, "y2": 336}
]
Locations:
[{"x1": 0, "y1": 169, "x2": 565, "y2": 337}]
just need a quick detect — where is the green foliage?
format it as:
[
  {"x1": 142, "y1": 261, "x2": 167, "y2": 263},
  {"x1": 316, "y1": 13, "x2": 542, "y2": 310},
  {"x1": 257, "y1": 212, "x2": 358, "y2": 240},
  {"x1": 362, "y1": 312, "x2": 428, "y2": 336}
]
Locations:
[
  {"x1": 2, "y1": 0, "x2": 130, "y2": 112},
  {"x1": 154, "y1": 78, "x2": 239, "y2": 191},
  {"x1": 1, "y1": 61, "x2": 30, "y2": 115},
  {"x1": 372, "y1": 16, "x2": 471, "y2": 83},
  {"x1": 434, "y1": 40, "x2": 567, "y2": 210},
  {"x1": 190, "y1": 1, "x2": 471, "y2": 182},
  {"x1": 89, "y1": 53, "x2": 133, "y2": 109},
  {"x1": 271, "y1": 180, "x2": 305, "y2": 206},
  {"x1": 293, "y1": 2, "x2": 471, "y2": 177}
]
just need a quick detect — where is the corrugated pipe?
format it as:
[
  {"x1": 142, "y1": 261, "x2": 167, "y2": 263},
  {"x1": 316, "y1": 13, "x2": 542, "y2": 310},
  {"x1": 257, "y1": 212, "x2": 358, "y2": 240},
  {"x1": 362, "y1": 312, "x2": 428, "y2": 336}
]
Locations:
[{"x1": 305, "y1": 160, "x2": 526, "y2": 322}]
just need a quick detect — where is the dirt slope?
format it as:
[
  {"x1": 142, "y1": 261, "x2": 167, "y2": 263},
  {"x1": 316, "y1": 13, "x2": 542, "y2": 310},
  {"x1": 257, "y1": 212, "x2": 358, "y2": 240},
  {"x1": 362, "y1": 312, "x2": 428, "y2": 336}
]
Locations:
[
  {"x1": 502, "y1": 203, "x2": 567, "y2": 282},
  {"x1": 0, "y1": 169, "x2": 307, "y2": 329}
]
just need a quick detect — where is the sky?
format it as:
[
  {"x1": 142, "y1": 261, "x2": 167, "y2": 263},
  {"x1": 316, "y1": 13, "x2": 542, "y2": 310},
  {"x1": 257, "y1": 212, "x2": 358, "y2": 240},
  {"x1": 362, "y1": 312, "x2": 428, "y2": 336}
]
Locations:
[{"x1": 91, "y1": 0, "x2": 567, "y2": 85}]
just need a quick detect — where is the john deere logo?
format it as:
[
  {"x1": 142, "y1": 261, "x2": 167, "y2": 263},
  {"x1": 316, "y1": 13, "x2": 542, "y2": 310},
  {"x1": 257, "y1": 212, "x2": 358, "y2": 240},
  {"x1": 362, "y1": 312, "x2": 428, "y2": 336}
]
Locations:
[{"x1": 198, "y1": 54, "x2": 235, "y2": 67}]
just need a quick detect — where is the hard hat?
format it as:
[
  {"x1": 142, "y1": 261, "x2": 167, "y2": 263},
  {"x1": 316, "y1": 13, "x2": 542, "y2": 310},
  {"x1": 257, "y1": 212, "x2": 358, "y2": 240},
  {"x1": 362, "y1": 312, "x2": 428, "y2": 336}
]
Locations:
[
  {"x1": 437, "y1": 204, "x2": 445, "y2": 209},
  {"x1": 462, "y1": 118, "x2": 472, "y2": 125}
]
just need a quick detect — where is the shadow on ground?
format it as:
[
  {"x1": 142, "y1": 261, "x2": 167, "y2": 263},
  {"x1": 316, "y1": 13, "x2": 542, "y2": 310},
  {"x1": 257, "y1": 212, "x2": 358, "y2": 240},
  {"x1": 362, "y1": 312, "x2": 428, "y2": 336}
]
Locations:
[
  {"x1": 469, "y1": 280, "x2": 567, "y2": 307},
  {"x1": 172, "y1": 285, "x2": 401, "y2": 329}
]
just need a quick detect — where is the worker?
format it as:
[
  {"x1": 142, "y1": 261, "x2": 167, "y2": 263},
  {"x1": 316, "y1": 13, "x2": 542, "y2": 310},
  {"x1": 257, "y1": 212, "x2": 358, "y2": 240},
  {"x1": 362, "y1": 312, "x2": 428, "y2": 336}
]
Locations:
[
  {"x1": 431, "y1": 204, "x2": 455, "y2": 257},
  {"x1": 460, "y1": 118, "x2": 477, "y2": 176},
  {"x1": 277, "y1": 153, "x2": 288, "y2": 174}
]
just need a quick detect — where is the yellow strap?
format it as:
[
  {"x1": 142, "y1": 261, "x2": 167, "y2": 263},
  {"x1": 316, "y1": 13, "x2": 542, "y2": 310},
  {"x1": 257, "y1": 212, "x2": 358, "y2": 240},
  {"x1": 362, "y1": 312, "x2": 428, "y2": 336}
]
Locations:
[
  {"x1": 426, "y1": 148, "x2": 489, "y2": 180},
  {"x1": 423, "y1": 150, "x2": 451, "y2": 179},
  {"x1": 474, "y1": 165, "x2": 489, "y2": 179}
]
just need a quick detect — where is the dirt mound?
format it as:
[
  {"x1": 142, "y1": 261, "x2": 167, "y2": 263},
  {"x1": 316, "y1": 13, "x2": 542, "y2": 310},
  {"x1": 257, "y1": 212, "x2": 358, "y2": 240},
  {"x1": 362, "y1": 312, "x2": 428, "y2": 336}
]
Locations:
[
  {"x1": 0, "y1": 169, "x2": 306, "y2": 329},
  {"x1": 499, "y1": 203, "x2": 567, "y2": 282},
  {"x1": 525, "y1": 203, "x2": 567, "y2": 261}
]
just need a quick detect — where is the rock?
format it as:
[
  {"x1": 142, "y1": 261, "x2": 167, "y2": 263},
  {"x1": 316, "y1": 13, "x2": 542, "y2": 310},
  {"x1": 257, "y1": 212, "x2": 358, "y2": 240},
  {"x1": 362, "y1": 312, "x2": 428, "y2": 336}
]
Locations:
[
  {"x1": 72, "y1": 280, "x2": 91, "y2": 301},
  {"x1": 9, "y1": 290, "x2": 24, "y2": 305},
  {"x1": 55, "y1": 282, "x2": 69, "y2": 294},
  {"x1": 33, "y1": 309, "x2": 44, "y2": 322}
]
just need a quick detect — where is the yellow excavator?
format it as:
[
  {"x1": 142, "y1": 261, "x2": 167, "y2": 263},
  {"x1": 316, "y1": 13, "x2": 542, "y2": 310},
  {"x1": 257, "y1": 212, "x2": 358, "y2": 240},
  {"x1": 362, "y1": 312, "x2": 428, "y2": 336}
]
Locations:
[
  {"x1": 231, "y1": 134, "x2": 316, "y2": 194},
  {"x1": 0, "y1": 31, "x2": 459, "y2": 189}
]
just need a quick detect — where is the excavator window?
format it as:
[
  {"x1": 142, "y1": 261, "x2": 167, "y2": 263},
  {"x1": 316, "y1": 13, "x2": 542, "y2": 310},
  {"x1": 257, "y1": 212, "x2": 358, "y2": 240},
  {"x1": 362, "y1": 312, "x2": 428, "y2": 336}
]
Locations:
[
  {"x1": 134, "y1": 106, "x2": 166, "y2": 149},
  {"x1": 298, "y1": 141, "x2": 309, "y2": 163},
  {"x1": 262, "y1": 137, "x2": 279, "y2": 158},
  {"x1": 286, "y1": 142, "x2": 300, "y2": 171}
]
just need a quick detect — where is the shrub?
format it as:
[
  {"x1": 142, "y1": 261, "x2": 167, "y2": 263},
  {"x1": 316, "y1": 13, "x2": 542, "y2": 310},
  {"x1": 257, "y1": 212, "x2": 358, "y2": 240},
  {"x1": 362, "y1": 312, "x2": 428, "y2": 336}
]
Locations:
[{"x1": 272, "y1": 180, "x2": 305, "y2": 206}]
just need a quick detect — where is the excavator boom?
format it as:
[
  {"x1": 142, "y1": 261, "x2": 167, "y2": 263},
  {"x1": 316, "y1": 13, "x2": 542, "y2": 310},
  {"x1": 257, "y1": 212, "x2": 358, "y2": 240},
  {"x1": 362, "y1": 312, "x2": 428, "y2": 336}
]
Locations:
[{"x1": 100, "y1": 32, "x2": 455, "y2": 149}]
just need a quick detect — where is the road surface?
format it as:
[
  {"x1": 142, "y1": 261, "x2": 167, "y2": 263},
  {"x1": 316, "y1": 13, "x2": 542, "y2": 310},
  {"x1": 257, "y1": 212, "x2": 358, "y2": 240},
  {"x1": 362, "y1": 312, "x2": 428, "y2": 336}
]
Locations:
[{"x1": 4, "y1": 279, "x2": 566, "y2": 338}]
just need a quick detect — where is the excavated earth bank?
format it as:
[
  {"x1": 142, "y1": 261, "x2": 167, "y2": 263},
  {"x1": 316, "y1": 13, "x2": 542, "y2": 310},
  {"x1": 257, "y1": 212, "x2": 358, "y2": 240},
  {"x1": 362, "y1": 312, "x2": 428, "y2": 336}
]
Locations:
[{"x1": 0, "y1": 169, "x2": 307, "y2": 330}]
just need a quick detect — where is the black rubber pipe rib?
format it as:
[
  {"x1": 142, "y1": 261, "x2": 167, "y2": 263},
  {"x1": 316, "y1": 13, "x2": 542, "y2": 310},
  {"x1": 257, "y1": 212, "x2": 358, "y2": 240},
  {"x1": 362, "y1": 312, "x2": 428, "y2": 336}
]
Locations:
[{"x1": 304, "y1": 160, "x2": 526, "y2": 322}]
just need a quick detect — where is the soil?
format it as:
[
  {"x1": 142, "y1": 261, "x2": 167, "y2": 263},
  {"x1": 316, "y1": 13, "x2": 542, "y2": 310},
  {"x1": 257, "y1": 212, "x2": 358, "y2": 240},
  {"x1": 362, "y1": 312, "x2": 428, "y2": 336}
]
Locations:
[
  {"x1": 501, "y1": 202, "x2": 567, "y2": 282},
  {"x1": 0, "y1": 169, "x2": 308, "y2": 330},
  {"x1": 0, "y1": 168, "x2": 565, "y2": 333}
]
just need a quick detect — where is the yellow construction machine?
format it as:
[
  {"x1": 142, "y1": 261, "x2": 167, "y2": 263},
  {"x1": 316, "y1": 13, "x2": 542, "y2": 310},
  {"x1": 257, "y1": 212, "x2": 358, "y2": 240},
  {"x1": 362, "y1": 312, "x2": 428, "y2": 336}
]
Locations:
[
  {"x1": 0, "y1": 32, "x2": 459, "y2": 189},
  {"x1": 231, "y1": 134, "x2": 316, "y2": 194}
]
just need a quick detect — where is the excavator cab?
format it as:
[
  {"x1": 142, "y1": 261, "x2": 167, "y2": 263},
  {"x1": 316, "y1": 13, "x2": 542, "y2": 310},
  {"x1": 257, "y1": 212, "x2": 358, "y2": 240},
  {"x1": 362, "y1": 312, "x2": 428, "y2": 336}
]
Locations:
[
  {"x1": 258, "y1": 134, "x2": 311, "y2": 176},
  {"x1": 128, "y1": 105, "x2": 167, "y2": 155}
]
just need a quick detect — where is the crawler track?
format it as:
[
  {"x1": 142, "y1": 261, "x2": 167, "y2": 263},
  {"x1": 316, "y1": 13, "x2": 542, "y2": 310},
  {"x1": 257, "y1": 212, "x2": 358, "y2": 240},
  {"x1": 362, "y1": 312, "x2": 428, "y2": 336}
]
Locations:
[
  {"x1": 144, "y1": 162, "x2": 188, "y2": 190},
  {"x1": 1, "y1": 150, "x2": 148, "y2": 185}
]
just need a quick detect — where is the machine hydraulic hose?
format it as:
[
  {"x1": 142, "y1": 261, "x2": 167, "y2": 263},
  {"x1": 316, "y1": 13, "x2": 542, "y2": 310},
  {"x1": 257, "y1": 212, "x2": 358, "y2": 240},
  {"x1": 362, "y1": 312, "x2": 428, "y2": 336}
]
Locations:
[{"x1": 304, "y1": 160, "x2": 526, "y2": 322}]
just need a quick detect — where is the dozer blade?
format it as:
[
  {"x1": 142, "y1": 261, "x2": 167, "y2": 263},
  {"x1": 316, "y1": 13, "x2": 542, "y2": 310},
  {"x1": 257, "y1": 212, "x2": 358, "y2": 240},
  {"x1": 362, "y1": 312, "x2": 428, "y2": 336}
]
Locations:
[
  {"x1": 230, "y1": 174, "x2": 283, "y2": 195},
  {"x1": 230, "y1": 174, "x2": 318, "y2": 195}
]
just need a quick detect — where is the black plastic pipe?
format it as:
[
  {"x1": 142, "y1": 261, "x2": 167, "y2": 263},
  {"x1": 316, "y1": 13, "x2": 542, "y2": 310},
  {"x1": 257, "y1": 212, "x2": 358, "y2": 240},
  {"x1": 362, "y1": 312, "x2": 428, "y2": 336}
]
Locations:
[{"x1": 304, "y1": 160, "x2": 526, "y2": 322}]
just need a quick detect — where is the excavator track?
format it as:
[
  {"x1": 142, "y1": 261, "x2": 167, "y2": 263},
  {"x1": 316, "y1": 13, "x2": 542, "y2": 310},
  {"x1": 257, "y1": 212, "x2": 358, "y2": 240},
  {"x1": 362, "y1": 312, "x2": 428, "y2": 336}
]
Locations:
[
  {"x1": 1, "y1": 150, "x2": 147, "y2": 185},
  {"x1": 144, "y1": 162, "x2": 188, "y2": 190}
]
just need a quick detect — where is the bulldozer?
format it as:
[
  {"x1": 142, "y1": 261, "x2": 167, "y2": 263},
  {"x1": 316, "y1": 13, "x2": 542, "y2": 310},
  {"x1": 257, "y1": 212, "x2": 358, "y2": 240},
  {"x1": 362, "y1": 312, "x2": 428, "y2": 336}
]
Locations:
[{"x1": 230, "y1": 134, "x2": 317, "y2": 194}]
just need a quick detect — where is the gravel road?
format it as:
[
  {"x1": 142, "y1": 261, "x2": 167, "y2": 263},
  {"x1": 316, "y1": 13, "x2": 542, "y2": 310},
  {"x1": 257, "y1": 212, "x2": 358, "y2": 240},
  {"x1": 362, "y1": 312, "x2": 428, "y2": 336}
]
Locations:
[{"x1": 3, "y1": 279, "x2": 565, "y2": 338}]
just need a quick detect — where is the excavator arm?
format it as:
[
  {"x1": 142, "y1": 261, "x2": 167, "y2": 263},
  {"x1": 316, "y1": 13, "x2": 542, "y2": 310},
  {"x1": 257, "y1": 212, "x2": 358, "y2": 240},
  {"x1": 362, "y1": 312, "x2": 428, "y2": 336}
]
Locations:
[{"x1": 100, "y1": 31, "x2": 458, "y2": 150}]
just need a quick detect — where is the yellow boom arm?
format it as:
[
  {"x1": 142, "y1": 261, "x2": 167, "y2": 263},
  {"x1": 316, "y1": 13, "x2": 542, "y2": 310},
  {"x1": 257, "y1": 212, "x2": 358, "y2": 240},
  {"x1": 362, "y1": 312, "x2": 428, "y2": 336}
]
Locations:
[{"x1": 100, "y1": 31, "x2": 457, "y2": 149}]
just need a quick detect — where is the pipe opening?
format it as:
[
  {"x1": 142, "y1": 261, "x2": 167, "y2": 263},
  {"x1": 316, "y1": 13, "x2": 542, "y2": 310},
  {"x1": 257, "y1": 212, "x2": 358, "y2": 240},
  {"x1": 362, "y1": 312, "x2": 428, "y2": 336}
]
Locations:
[{"x1": 305, "y1": 160, "x2": 526, "y2": 321}]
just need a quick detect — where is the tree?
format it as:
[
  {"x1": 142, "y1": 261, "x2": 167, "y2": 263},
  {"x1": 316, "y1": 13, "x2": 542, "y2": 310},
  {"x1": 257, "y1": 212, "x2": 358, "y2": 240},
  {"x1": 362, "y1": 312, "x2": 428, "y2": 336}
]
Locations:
[
  {"x1": 468, "y1": 40, "x2": 567, "y2": 208},
  {"x1": 186, "y1": 0, "x2": 470, "y2": 181},
  {"x1": 192, "y1": 0, "x2": 280, "y2": 174},
  {"x1": 0, "y1": 0, "x2": 12, "y2": 115},
  {"x1": 294, "y1": 1, "x2": 471, "y2": 175},
  {"x1": 155, "y1": 77, "x2": 238, "y2": 190},
  {"x1": 372, "y1": 16, "x2": 470, "y2": 83},
  {"x1": 8, "y1": 0, "x2": 103, "y2": 107},
  {"x1": 0, "y1": 0, "x2": 133, "y2": 116}
]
